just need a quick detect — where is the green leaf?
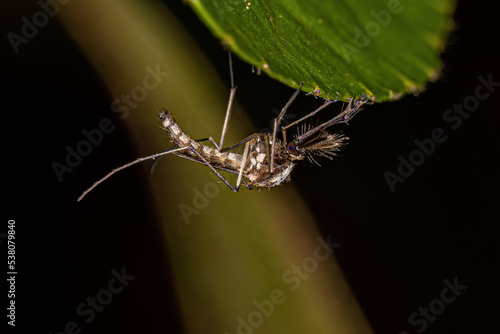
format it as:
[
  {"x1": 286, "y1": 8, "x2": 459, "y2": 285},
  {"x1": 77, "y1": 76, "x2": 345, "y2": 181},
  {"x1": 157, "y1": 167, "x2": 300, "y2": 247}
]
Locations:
[{"x1": 189, "y1": 0, "x2": 456, "y2": 101}]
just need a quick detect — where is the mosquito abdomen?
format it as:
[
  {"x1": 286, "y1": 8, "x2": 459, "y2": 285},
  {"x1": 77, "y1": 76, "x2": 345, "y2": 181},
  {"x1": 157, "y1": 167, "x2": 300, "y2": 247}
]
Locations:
[
  {"x1": 158, "y1": 110, "x2": 242, "y2": 170},
  {"x1": 158, "y1": 110, "x2": 193, "y2": 147}
]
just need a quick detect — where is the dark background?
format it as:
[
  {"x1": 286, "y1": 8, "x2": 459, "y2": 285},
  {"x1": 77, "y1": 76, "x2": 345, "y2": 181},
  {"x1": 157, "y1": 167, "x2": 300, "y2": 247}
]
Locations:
[{"x1": 1, "y1": 0, "x2": 499, "y2": 333}]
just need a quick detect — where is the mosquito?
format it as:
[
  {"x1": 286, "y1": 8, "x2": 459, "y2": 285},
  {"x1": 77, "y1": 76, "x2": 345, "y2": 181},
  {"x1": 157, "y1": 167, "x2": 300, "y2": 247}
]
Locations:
[{"x1": 77, "y1": 52, "x2": 372, "y2": 202}]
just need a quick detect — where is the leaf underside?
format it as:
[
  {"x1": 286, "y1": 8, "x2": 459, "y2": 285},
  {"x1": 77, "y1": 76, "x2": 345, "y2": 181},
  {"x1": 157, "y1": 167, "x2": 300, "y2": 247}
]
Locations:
[{"x1": 189, "y1": 0, "x2": 456, "y2": 102}]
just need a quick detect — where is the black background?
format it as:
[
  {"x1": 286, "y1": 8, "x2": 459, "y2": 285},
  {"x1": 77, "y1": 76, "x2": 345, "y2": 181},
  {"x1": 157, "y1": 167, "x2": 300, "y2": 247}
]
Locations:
[{"x1": 1, "y1": 0, "x2": 499, "y2": 333}]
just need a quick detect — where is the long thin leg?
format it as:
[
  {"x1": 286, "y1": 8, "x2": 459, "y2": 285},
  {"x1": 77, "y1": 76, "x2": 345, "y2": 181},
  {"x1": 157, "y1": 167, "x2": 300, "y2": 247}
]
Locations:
[
  {"x1": 189, "y1": 145, "x2": 240, "y2": 192},
  {"x1": 236, "y1": 142, "x2": 250, "y2": 190},
  {"x1": 172, "y1": 151, "x2": 252, "y2": 189},
  {"x1": 151, "y1": 135, "x2": 254, "y2": 190},
  {"x1": 208, "y1": 137, "x2": 220, "y2": 151},
  {"x1": 270, "y1": 82, "x2": 304, "y2": 172},
  {"x1": 149, "y1": 137, "x2": 217, "y2": 174},
  {"x1": 294, "y1": 95, "x2": 370, "y2": 146},
  {"x1": 220, "y1": 132, "x2": 260, "y2": 153},
  {"x1": 281, "y1": 99, "x2": 335, "y2": 142},
  {"x1": 219, "y1": 50, "x2": 236, "y2": 150},
  {"x1": 264, "y1": 133, "x2": 271, "y2": 169},
  {"x1": 77, "y1": 146, "x2": 189, "y2": 202}
]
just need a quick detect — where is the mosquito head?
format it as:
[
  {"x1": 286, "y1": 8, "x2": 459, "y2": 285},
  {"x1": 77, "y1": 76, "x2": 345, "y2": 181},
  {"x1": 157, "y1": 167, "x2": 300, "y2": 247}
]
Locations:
[{"x1": 285, "y1": 141, "x2": 306, "y2": 161}]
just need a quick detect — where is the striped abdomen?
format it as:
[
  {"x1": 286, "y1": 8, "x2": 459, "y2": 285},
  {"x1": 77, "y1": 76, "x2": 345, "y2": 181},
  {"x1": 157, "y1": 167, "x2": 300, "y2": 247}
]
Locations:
[{"x1": 158, "y1": 110, "x2": 243, "y2": 170}]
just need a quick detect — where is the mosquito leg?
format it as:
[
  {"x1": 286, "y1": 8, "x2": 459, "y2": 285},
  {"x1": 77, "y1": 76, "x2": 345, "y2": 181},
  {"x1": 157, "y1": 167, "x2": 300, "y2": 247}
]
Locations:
[
  {"x1": 281, "y1": 99, "x2": 335, "y2": 141},
  {"x1": 191, "y1": 137, "x2": 220, "y2": 150},
  {"x1": 149, "y1": 137, "x2": 215, "y2": 174},
  {"x1": 264, "y1": 133, "x2": 271, "y2": 169},
  {"x1": 337, "y1": 95, "x2": 370, "y2": 124},
  {"x1": 172, "y1": 151, "x2": 252, "y2": 190},
  {"x1": 208, "y1": 137, "x2": 220, "y2": 151},
  {"x1": 236, "y1": 141, "x2": 250, "y2": 190},
  {"x1": 78, "y1": 146, "x2": 189, "y2": 202},
  {"x1": 219, "y1": 50, "x2": 236, "y2": 151},
  {"x1": 149, "y1": 152, "x2": 164, "y2": 175},
  {"x1": 294, "y1": 95, "x2": 370, "y2": 146},
  {"x1": 271, "y1": 82, "x2": 304, "y2": 172},
  {"x1": 220, "y1": 133, "x2": 260, "y2": 153},
  {"x1": 189, "y1": 145, "x2": 239, "y2": 192}
]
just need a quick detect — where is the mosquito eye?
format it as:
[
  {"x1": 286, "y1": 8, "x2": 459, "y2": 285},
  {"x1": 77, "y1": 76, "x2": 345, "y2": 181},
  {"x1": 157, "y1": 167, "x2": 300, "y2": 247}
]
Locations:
[{"x1": 287, "y1": 142, "x2": 300, "y2": 156}]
